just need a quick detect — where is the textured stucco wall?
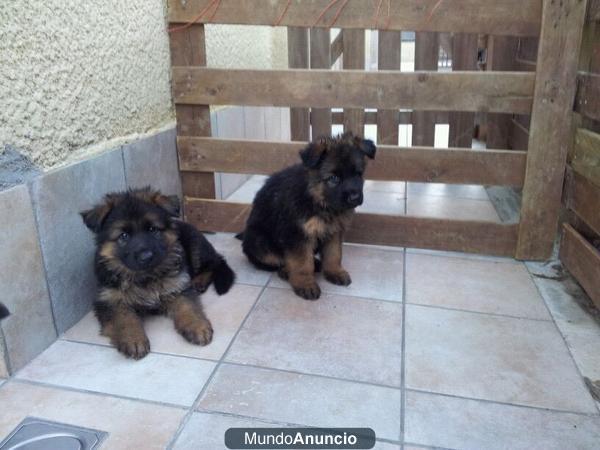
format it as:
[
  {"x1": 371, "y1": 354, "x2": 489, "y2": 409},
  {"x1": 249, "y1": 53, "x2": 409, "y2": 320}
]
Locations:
[{"x1": 0, "y1": 0, "x2": 174, "y2": 169}]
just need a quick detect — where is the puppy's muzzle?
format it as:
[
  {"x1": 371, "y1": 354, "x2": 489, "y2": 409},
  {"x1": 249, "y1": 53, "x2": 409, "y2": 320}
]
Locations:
[{"x1": 345, "y1": 190, "x2": 363, "y2": 207}]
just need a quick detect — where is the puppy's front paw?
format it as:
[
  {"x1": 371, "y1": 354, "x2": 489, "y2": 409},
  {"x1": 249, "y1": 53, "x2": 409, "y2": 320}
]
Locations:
[
  {"x1": 115, "y1": 333, "x2": 150, "y2": 360},
  {"x1": 177, "y1": 318, "x2": 213, "y2": 346},
  {"x1": 294, "y1": 282, "x2": 321, "y2": 300},
  {"x1": 324, "y1": 270, "x2": 352, "y2": 286}
]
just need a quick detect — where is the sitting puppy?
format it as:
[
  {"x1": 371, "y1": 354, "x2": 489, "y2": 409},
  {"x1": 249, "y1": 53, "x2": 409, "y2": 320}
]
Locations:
[
  {"x1": 81, "y1": 187, "x2": 235, "y2": 359},
  {"x1": 238, "y1": 132, "x2": 376, "y2": 300},
  {"x1": 0, "y1": 302, "x2": 9, "y2": 320}
]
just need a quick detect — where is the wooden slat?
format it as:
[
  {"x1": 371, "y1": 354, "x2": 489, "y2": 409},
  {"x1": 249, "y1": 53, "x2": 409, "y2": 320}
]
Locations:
[
  {"x1": 167, "y1": 0, "x2": 541, "y2": 36},
  {"x1": 516, "y1": 0, "x2": 588, "y2": 260},
  {"x1": 413, "y1": 32, "x2": 439, "y2": 147},
  {"x1": 377, "y1": 31, "x2": 401, "y2": 145},
  {"x1": 575, "y1": 73, "x2": 600, "y2": 122},
  {"x1": 565, "y1": 168, "x2": 600, "y2": 237},
  {"x1": 572, "y1": 128, "x2": 600, "y2": 188},
  {"x1": 449, "y1": 34, "x2": 478, "y2": 148},
  {"x1": 184, "y1": 198, "x2": 518, "y2": 257},
  {"x1": 169, "y1": 24, "x2": 215, "y2": 199},
  {"x1": 508, "y1": 117, "x2": 529, "y2": 150},
  {"x1": 589, "y1": 0, "x2": 600, "y2": 22},
  {"x1": 486, "y1": 36, "x2": 519, "y2": 150},
  {"x1": 332, "y1": 111, "x2": 419, "y2": 125},
  {"x1": 287, "y1": 27, "x2": 310, "y2": 141},
  {"x1": 560, "y1": 224, "x2": 600, "y2": 310},
  {"x1": 343, "y1": 29, "x2": 365, "y2": 136},
  {"x1": 310, "y1": 28, "x2": 331, "y2": 138},
  {"x1": 177, "y1": 137, "x2": 527, "y2": 186},
  {"x1": 172, "y1": 68, "x2": 535, "y2": 114},
  {"x1": 331, "y1": 31, "x2": 343, "y2": 65}
]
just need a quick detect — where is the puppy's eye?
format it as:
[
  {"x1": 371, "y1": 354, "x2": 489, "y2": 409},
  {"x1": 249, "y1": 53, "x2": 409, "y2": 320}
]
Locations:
[
  {"x1": 327, "y1": 175, "x2": 340, "y2": 186},
  {"x1": 118, "y1": 232, "x2": 129, "y2": 243},
  {"x1": 148, "y1": 226, "x2": 160, "y2": 234}
]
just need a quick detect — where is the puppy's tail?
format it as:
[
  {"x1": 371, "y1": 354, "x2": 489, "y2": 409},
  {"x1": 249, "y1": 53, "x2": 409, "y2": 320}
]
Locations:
[
  {"x1": 0, "y1": 302, "x2": 10, "y2": 320},
  {"x1": 234, "y1": 231, "x2": 244, "y2": 241},
  {"x1": 213, "y1": 258, "x2": 235, "y2": 295}
]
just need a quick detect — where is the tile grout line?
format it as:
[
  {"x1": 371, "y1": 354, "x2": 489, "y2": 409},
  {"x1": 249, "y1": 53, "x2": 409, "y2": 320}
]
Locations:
[
  {"x1": 400, "y1": 247, "x2": 407, "y2": 445},
  {"x1": 165, "y1": 277, "x2": 270, "y2": 449},
  {"x1": 10, "y1": 378, "x2": 189, "y2": 411},
  {"x1": 406, "y1": 387, "x2": 600, "y2": 418},
  {"x1": 524, "y1": 262, "x2": 600, "y2": 416},
  {"x1": 404, "y1": 301, "x2": 553, "y2": 323}
]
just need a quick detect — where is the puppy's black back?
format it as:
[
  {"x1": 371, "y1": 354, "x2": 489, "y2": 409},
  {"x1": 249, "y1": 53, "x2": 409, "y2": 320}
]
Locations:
[{"x1": 0, "y1": 302, "x2": 9, "y2": 320}]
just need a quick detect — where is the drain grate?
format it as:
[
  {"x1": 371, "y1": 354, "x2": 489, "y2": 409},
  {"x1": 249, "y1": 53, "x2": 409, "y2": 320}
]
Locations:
[{"x1": 0, "y1": 417, "x2": 107, "y2": 450}]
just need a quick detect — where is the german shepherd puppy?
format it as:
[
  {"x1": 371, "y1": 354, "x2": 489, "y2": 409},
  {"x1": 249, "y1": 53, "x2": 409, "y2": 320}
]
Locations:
[
  {"x1": 81, "y1": 188, "x2": 235, "y2": 359},
  {"x1": 238, "y1": 132, "x2": 376, "y2": 300},
  {"x1": 0, "y1": 302, "x2": 9, "y2": 320}
]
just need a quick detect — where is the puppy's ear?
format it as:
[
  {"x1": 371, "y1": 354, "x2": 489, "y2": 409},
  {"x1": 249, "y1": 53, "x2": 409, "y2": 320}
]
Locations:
[
  {"x1": 153, "y1": 193, "x2": 180, "y2": 217},
  {"x1": 80, "y1": 196, "x2": 116, "y2": 233},
  {"x1": 300, "y1": 140, "x2": 327, "y2": 169},
  {"x1": 355, "y1": 137, "x2": 376, "y2": 160}
]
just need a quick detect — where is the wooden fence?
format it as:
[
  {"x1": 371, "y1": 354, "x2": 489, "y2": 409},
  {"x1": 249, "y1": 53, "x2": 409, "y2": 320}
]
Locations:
[{"x1": 167, "y1": 0, "x2": 588, "y2": 260}]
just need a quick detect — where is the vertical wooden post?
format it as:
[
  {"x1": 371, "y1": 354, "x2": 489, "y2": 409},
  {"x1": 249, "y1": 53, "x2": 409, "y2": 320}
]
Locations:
[
  {"x1": 486, "y1": 36, "x2": 519, "y2": 149},
  {"x1": 169, "y1": 25, "x2": 215, "y2": 200},
  {"x1": 310, "y1": 28, "x2": 332, "y2": 138},
  {"x1": 413, "y1": 32, "x2": 439, "y2": 146},
  {"x1": 342, "y1": 29, "x2": 365, "y2": 137},
  {"x1": 448, "y1": 33, "x2": 478, "y2": 148},
  {"x1": 516, "y1": 0, "x2": 588, "y2": 260},
  {"x1": 377, "y1": 31, "x2": 401, "y2": 145},
  {"x1": 288, "y1": 27, "x2": 310, "y2": 141}
]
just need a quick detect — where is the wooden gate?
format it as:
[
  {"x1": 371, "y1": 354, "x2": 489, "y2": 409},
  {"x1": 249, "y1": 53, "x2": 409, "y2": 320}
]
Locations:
[{"x1": 168, "y1": 0, "x2": 588, "y2": 260}]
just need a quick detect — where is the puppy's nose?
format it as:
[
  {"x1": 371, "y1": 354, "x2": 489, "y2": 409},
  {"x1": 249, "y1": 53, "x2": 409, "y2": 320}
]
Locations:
[
  {"x1": 136, "y1": 249, "x2": 154, "y2": 264},
  {"x1": 348, "y1": 192, "x2": 361, "y2": 202}
]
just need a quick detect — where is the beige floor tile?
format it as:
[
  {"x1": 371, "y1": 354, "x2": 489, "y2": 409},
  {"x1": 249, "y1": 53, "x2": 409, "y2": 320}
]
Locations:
[
  {"x1": 405, "y1": 390, "x2": 600, "y2": 450},
  {"x1": 270, "y1": 245, "x2": 404, "y2": 302},
  {"x1": 405, "y1": 305, "x2": 597, "y2": 413},
  {"x1": 364, "y1": 180, "x2": 406, "y2": 194},
  {"x1": 407, "y1": 195, "x2": 500, "y2": 222},
  {"x1": 205, "y1": 233, "x2": 272, "y2": 287},
  {"x1": 0, "y1": 381, "x2": 185, "y2": 450},
  {"x1": 407, "y1": 182, "x2": 489, "y2": 200},
  {"x1": 63, "y1": 284, "x2": 261, "y2": 360},
  {"x1": 16, "y1": 340, "x2": 215, "y2": 406},
  {"x1": 173, "y1": 412, "x2": 399, "y2": 450},
  {"x1": 226, "y1": 288, "x2": 402, "y2": 386},
  {"x1": 358, "y1": 191, "x2": 405, "y2": 215},
  {"x1": 198, "y1": 364, "x2": 401, "y2": 440},
  {"x1": 406, "y1": 253, "x2": 550, "y2": 319}
]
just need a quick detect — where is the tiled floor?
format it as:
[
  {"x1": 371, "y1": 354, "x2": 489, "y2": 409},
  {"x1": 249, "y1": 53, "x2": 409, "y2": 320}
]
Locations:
[{"x1": 1, "y1": 236, "x2": 599, "y2": 449}]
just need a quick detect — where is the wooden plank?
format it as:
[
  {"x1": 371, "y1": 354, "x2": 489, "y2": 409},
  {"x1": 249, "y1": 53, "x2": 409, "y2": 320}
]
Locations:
[
  {"x1": 516, "y1": 0, "x2": 588, "y2": 260},
  {"x1": 565, "y1": 168, "x2": 600, "y2": 237},
  {"x1": 169, "y1": 24, "x2": 215, "y2": 199},
  {"x1": 572, "y1": 128, "x2": 600, "y2": 188},
  {"x1": 589, "y1": 0, "x2": 600, "y2": 22},
  {"x1": 486, "y1": 36, "x2": 519, "y2": 150},
  {"x1": 331, "y1": 111, "x2": 449, "y2": 125},
  {"x1": 560, "y1": 224, "x2": 600, "y2": 310},
  {"x1": 310, "y1": 28, "x2": 331, "y2": 138},
  {"x1": 167, "y1": 0, "x2": 542, "y2": 37},
  {"x1": 343, "y1": 29, "x2": 365, "y2": 136},
  {"x1": 575, "y1": 73, "x2": 600, "y2": 122},
  {"x1": 172, "y1": 68, "x2": 535, "y2": 114},
  {"x1": 331, "y1": 31, "x2": 343, "y2": 65},
  {"x1": 508, "y1": 117, "x2": 529, "y2": 150},
  {"x1": 287, "y1": 27, "x2": 310, "y2": 141},
  {"x1": 413, "y1": 32, "x2": 439, "y2": 147},
  {"x1": 377, "y1": 31, "x2": 401, "y2": 145},
  {"x1": 184, "y1": 198, "x2": 518, "y2": 257},
  {"x1": 177, "y1": 137, "x2": 527, "y2": 186},
  {"x1": 449, "y1": 34, "x2": 478, "y2": 148}
]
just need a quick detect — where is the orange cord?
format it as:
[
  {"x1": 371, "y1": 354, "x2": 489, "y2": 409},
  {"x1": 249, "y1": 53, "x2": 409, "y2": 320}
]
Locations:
[
  {"x1": 424, "y1": 0, "x2": 444, "y2": 25},
  {"x1": 312, "y1": 0, "x2": 341, "y2": 27},
  {"x1": 167, "y1": 0, "x2": 220, "y2": 33},
  {"x1": 274, "y1": 0, "x2": 293, "y2": 26},
  {"x1": 372, "y1": 0, "x2": 384, "y2": 28},
  {"x1": 328, "y1": 0, "x2": 349, "y2": 27}
]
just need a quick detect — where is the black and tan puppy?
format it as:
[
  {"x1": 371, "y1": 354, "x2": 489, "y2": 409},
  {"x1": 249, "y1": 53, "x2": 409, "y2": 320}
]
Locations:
[
  {"x1": 81, "y1": 187, "x2": 235, "y2": 359},
  {"x1": 238, "y1": 132, "x2": 376, "y2": 300}
]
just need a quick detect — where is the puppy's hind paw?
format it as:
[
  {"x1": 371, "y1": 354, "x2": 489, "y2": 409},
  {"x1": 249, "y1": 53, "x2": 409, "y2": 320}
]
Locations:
[
  {"x1": 324, "y1": 270, "x2": 352, "y2": 286},
  {"x1": 294, "y1": 283, "x2": 321, "y2": 300}
]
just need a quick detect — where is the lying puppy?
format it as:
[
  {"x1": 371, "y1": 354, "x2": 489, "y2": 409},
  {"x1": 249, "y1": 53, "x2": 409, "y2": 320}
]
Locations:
[
  {"x1": 238, "y1": 132, "x2": 376, "y2": 300},
  {"x1": 0, "y1": 302, "x2": 9, "y2": 320},
  {"x1": 81, "y1": 187, "x2": 235, "y2": 359}
]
